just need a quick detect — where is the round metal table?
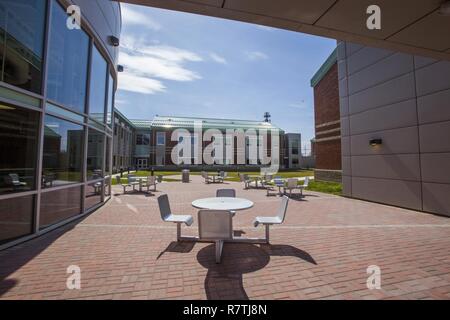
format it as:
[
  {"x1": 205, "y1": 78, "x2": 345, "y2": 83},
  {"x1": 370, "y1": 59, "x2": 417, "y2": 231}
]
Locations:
[{"x1": 192, "y1": 197, "x2": 254, "y2": 211}]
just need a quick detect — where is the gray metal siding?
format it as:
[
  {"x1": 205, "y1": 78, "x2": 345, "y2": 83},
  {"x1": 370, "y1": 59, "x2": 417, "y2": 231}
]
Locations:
[{"x1": 338, "y1": 41, "x2": 450, "y2": 216}]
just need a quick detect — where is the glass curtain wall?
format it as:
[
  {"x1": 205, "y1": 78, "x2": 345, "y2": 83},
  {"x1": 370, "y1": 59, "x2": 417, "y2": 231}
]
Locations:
[
  {"x1": 88, "y1": 45, "x2": 107, "y2": 123},
  {"x1": 0, "y1": 0, "x2": 116, "y2": 247},
  {"x1": 0, "y1": 104, "x2": 38, "y2": 245},
  {"x1": 0, "y1": 0, "x2": 46, "y2": 93},
  {"x1": 46, "y1": 1, "x2": 89, "y2": 113},
  {"x1": 42, "y1": 115, "x2": 84, "y2": 187}
]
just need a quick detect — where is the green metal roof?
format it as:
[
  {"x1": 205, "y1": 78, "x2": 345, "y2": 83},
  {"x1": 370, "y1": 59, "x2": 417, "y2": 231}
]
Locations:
[
  {"x1": 150, "y1": 115, "x2": 283, "y2": 131},
  {"x1": 113, "y1": 107, "x2": 136, "y2": 129},
  {"x1": 130, "y1": 119, "x2": 152, "y2": 129},
  {"x1": 112, "y1": 110, "x2": 285, "y2": 132},
  {"x1": 310, "y1": 48, "x2": 337, "y2": 88}
]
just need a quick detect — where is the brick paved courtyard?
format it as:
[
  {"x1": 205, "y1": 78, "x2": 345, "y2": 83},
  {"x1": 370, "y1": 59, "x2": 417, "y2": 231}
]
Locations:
[{"x1": 0, "y1": 176, "x2": 449, "y2": 300}]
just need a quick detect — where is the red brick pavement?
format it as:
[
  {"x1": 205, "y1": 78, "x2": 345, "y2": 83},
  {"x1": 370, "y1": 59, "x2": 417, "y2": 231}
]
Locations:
[{"x1": 0, "y1": 176, "x2": 449, "y2": 300}]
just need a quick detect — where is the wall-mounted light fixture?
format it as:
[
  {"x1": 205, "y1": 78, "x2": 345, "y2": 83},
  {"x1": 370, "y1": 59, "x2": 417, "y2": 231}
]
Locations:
[
  {"x1": 438, "y1": 1, "x2": 450, "y2": 15},
  {"x1": 369, "y1": 138, "x2": 382, "y2": 146},
  {"x1": 109, "y1": 35, "x2": 120, "y2": 47},
  {"x1": 117, "y1": 65, "x2": 124, "y2": 72}
]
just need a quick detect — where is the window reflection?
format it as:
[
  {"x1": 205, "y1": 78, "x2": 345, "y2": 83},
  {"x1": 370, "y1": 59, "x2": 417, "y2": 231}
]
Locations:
[
  {"x1": 106, "y1": 74, "x2": 114, "y2": 127},
  {"x1": 42, "y1": 115, "x2": 83, "y2": 188},
  {"x1": 136, "y1": 133, "x2": 150, "y2": 145},
  {"x1": 157, "y1": 132, "x2": 165, "y2": 145},
  {"x1": 88, "y1": 45, "x2": 107, "y2": 123},
  {"x1": 0, "y1": 104, "x2": 39, "y2": 195},
  {"x1": 105, "y1": 137, "x2": 111, "y2": 174},
  {"x1": 0, "y1": 195, "x2": 34, "y2": 244},
  {"x1": 47, "y1": 0, "x2": 89, "y2": 113},
  {"x1": 0, "y1": 0, "x2": 46, "y2": 93},
  {"x1": 87, "y1": 128, "x2": 104, "y2": 180},
  {"x1": 104, "y1": 176, "x2": 111, "y2": 197},
  {"x1": 40, "y1": 186, "x2": 81, "y2": 229},
  {"x1": 85, "y1": 181, "x2": 103, "y2": 209}
]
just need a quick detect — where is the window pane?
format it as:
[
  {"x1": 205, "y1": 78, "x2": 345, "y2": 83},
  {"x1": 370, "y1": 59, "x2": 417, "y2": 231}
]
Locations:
[
  {"x1": 105, "y1": 137, "x2": 111, "y2": 174},
  {"x1": 0, "y1": 195, "x2": 34, "y2": 244},
  {"x1": 87, "y1": 128, "x2": 104, "y2": 180},
  {"x1": 157, "y1": 132, "x2": 165, "y2": 145},
  {"x1": 46, "y1": 102, "x2": 84, "y2": 123},
  {"x1": 47, "y1": 0, "x2": 89, "y2": 113},
  {"x1": 42, "y1": 115, "x2": 84, "y2": 188},
  {"x1": 136, "y1": 134, "x2": 142, "y2": 145},
  {"x1": 106, "y1": 74, "x2": 114, "y2": 127},
  {"x1": 143, "y1": 134, "x2": 150, "y2": 145},
  {"x1": 40, "y1": 186, "x2": 81, "y2": 229},
  {"x1": 0, "y1": 86, "x2": 40, "y2": 108},
  {"x1": 88, "y1": 45, "x2": 107, "y2": 123},
  {"x1": 85, "y1": 181, "x2": 102, "y2": 209},
  {"x1": 104, "y1": 176, "x2": 111, "y2": 197},
  {"x1": 0, "y1": 0, "x2": 46, "y2": 93},
  {"x1": 0, "y1": 104, "x2": 39, "y2": 195}
]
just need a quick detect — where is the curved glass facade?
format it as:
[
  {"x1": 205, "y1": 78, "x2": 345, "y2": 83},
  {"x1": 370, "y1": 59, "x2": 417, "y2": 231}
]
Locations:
[
  {"x1": 0, "y1": 0, "x2": 118, "y2": 247},
  {"x1": 47, "y1": 0, "x2": 89, "y2": 113},
  {"x1": 0, "y1": 0, "x2": 46, "y2": 93},
  {"x1": 88, "y1": 45, "x2": 108, "y2": 123}
]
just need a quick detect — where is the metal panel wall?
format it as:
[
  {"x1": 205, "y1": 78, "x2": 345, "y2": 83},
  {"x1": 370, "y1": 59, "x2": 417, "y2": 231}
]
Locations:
[{"x1": 338, "y1": 41, "x2": 450, "y2": 216}]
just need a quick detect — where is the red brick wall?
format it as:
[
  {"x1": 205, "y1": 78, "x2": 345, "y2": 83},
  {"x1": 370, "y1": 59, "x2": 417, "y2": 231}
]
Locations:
[
  {"x1": 315, "y1": 140, "x2": 341, "y2": 170},
  {"x1": 313, "y1": 62, "x2": 341, "y2": 170},
  {"x1": 314, "y1": 63, "x2": 340, "y2": 124}
]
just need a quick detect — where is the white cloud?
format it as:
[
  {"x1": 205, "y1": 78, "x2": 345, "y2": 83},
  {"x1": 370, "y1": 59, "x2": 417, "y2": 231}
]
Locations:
[
  {"x1": 118, "y1": 73, "x2": 166, "y2": 94},
  {"x1": 120, "y1": 51, "x2": 201, "y2": 82},
  {"x1": 140, "y1": 45, "x2": 202, "y2": 63},
  {"x1": 245, "y1": 51, "x2": 269, "y2": 61},
  {"x1": 118, "y1": 36, "x2": 202, "y2": 94},
  {"x1": 121, "y1": 5, "x2": 161, "y2": 30},
  {"x1": 209, "y1": 52, "x2": 227, "y2": 64}
]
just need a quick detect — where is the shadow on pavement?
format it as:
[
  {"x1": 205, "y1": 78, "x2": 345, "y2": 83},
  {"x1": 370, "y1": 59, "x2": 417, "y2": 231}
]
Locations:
[{"x1": 197, "y1": 243, "x2": 316, "y2": 300}]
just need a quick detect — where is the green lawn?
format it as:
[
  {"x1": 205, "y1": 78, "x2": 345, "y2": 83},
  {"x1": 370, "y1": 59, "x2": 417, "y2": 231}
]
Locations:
[
  {"x1": 112, "y1": 171, "x2": 182, "y2": 184},
  {"x1": 111, "y1": 169, "x2": 314, "y2": 185},
  {"x1": 118, "y1": 170, "x2": 181, "y2": 177},
  {"x1": 306, "y1": 180, "x2": 342, "y2": 195},
  {"x1": 224, "y1": 170, "x2": 314, "y2": 182},
  {"x1": 111, "y1": 169, "x2": 342, "y2": 195}
]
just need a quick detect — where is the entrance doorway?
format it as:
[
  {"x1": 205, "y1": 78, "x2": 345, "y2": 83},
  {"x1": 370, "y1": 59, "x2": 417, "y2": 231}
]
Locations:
[{"x1": 137, "y1": 158, "x2": 148, "y2": 169}]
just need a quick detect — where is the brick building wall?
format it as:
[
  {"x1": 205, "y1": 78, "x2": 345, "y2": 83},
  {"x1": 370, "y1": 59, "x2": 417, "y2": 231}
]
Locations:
[
  {"x1": 311, "y1": 49, "x2": 342, "y2": 182},
  {"x1": 314, "y1": 63, "x2": 340, "y2": 129}
]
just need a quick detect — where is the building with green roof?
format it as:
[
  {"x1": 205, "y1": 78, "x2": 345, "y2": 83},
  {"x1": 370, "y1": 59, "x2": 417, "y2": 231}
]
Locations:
[
  {"x1": 149, "y1": 115, "x2": 288, "y2": 169},
  {"x1": 112, "y1": 109, "x2": 303, "y2": 171}
]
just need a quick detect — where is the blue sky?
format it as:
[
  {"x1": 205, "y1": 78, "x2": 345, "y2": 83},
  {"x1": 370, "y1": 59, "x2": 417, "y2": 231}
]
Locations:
[{"x1": 116, "y1": 4, "x2": 337, "y2": 152}]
